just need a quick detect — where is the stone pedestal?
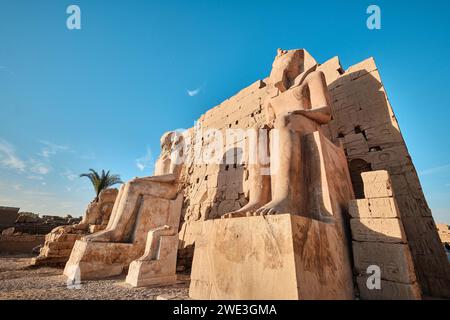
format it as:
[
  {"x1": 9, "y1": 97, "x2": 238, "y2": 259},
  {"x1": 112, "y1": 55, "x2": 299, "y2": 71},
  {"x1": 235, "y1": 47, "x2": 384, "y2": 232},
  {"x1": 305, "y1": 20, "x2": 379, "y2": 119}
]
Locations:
[
  {"x1": 189, "y1": 214, "x2": 354, "y2": 300},
  {"x1": 126, "y1": 234, "x2": 179, "y2": 287},
  {"x1": 126, "y1": 193, "x2": 183, "y2": 287},
  {"x1": 63, "y1": 240, "x2": 142, "y2": 280},
  {"x1": 64, "y1": 193, "x2": 183, "y2": 281}
]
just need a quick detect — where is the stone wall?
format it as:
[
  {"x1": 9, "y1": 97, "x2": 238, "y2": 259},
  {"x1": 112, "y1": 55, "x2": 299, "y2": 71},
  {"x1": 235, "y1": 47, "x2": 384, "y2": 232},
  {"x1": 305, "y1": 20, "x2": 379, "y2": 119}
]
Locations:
[
  {"x1": 322, "y1": 57, "x2": 450, "y2": 298},
  {"x1": 0, "y1": 206, "x2": 20, "y2": 228},
  {"x1": 349, "y1": 170, "x2": 421, "y2": 299},
  {"x1": 176, "y1": 51, "x2": 450, "y2": 298},
  {"x1": 0, "y1": 234, "x2": 44, "y2": 254},
  {"x1": 437, "y1": 224, "x2": 450, "y2": 244}
]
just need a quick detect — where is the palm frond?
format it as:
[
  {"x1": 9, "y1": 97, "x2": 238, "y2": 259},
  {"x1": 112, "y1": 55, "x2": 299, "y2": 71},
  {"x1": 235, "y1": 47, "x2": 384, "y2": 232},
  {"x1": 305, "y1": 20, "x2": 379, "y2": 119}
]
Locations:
[{"x1": 79, "y1": 168, "x2": 123, "y2": 197}]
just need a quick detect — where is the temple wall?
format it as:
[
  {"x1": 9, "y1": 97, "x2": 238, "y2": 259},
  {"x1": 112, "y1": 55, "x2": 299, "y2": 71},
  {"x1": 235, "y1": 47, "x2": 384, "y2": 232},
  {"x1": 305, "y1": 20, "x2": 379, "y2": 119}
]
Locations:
[
  {"x1": 176, "y1": 54, "x2": 450, "y2": 298},
  {"x1": 323, "y1": 57, "x2": 450, "y2": 298}
]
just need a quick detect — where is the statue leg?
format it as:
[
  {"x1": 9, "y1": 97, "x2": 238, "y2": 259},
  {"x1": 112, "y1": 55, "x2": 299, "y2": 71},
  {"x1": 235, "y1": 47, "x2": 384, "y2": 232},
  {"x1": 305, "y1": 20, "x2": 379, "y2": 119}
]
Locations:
[
  {"x1": 222, "y1": 129, "x2": 271, "y2": 218},
  {"x1": 255, "y1": 120, "x2": 301, "y2": 215},
  {"x1": 84, "y1": 181, "x2": 142, "y2": 242},
  {"x1": 222, "y1": 163, "x2": 271, "y2": 218},
  {"x1": 255, "y1": 114, "x2": 320, "y2": 215}
]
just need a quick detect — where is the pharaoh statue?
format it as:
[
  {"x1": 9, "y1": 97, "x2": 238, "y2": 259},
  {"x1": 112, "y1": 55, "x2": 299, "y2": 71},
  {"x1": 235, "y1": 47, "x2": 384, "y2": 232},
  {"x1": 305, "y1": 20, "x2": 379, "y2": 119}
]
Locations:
[
  {"x1": 83, "y1": 131, "x2": 184, "y2": 243},
  {"x1": 224, "y1": 48, "x2": 332, "y2": 217}
]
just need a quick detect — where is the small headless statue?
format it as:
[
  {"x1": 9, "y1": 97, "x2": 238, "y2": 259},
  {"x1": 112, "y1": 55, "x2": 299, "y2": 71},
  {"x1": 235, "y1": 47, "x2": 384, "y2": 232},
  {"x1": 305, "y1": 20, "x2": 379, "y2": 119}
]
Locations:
[
  {"x1": 84, "y1": 131, "x2": 183, "y2": 243},
  {"x1": 224, "y1": 48, "x2": 332, "y2": 217}
]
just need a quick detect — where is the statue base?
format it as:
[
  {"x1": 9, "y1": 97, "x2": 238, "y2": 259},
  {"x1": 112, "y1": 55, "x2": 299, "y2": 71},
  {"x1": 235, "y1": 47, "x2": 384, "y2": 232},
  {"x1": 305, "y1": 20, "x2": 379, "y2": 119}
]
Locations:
[
  {"x1": 63, "y1": 240, "x2": 143, "y2": 280},
  {"x1": 189, "y1": 214, "x2": 354, "y2": 300},
  {"x1": 125, "y1": 234, "x2": 180, "y2": 287}
]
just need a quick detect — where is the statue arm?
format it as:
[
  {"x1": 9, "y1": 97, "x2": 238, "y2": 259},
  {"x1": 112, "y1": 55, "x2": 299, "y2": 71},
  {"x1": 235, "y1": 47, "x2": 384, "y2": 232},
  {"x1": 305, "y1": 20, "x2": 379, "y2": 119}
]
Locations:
[
  {"x1": 291, "y1": 106, "x2": 331, "y2": 125},
  {"x1": 291, "y1": 71, "x2": 332, "y2": 124}
]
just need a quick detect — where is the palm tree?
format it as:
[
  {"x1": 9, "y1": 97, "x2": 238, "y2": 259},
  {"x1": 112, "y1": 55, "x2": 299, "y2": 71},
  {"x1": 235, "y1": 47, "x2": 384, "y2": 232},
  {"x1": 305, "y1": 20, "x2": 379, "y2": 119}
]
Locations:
[{"x1": 80, "y1": 169, "x2": 123, "y2": 199}]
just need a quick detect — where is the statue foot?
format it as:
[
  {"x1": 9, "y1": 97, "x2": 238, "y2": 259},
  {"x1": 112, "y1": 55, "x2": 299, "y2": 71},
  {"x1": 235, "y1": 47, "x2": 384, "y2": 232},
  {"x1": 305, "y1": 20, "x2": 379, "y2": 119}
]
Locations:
[
  {"x1": 254, "y1": 199, "x2": 293, "y2": 216},
  {"x1": 83, "y1": 230, "x2": 115, "y2": 242},
  {"x1": 221, "y1": 202, "x2": 266, "y2": 219}
]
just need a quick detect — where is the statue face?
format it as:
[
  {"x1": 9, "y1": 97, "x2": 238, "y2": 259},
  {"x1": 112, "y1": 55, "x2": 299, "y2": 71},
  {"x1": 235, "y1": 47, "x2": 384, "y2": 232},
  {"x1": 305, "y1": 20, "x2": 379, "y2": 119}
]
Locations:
[
  {"x1": 269, "y1": 49, "x2": 306, "y2": 92},
  {"x1": 160, "y1": 131, "x2": 184, "y2": 157}
]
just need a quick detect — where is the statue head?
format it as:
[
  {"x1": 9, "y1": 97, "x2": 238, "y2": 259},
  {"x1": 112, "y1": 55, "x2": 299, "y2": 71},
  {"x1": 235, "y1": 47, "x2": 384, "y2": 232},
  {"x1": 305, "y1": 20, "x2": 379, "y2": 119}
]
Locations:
[
  {"x1": 269, "y1": 48, "x2": 318, "y2": 92},
  {"x1": 160, "y1": 131, "x2": 184, "y2": 154}
]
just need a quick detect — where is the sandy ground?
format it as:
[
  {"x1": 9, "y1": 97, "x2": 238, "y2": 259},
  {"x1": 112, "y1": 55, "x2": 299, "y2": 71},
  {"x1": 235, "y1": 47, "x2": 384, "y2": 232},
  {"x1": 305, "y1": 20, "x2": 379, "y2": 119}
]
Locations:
[{"x1": 0, "y1": 254, "x2": 189, "y2": 300}]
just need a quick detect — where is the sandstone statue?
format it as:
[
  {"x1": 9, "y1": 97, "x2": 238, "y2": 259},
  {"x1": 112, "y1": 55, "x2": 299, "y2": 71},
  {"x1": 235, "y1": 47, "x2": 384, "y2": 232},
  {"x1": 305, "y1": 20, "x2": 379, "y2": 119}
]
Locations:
[
  {"x1": 224, "y1": 49, "x2": 333, "y2": 218},
  {"x1": 64, "y1": 131, "x2": 184, "y2": 281},
  {"x1": 190, "y1": 49, "x2": 356, "y2": 299},
  {"x1": 83, "y1": 131, "x2": 183, "y2": 243}
]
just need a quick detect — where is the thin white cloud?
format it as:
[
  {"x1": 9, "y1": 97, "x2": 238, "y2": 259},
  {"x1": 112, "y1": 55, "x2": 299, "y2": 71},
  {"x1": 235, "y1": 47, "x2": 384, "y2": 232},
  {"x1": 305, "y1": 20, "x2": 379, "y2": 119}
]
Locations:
[
  {"x1": 22, "y1": 189, "x2": 54, "y2": 197},
  {"x1": 0, "y1": 139, "x2": 26, "y2": 172},
  {"x1": 27, "y1": 175, "x2": 44, "y2": 181},
  {"x1": 29, "y1": 160, "x2": 50, "y2": 175},
  {"x1": 62, "y1": 169, "x2": 78, "y2": 181},
  {"x1": 419, "y1": 164, "x2": 450, "y2": 176},
  {"x1": 39, "y1": 140, "x2": 69, "y2": 158},
  {"x1": 136, "y1": 148, "x2": 154, "y2": 172},
  {"x1": 187, "y1": 87, "x2": 201, "y2": 97}
]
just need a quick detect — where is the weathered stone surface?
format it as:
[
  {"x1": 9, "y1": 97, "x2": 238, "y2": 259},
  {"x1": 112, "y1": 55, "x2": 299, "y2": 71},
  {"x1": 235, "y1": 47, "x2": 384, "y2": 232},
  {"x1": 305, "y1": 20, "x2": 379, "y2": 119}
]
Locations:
[
  {"x1": 356, "y1": 277, "x2": 421, "y2": 300},
  {"x1": 30, "y1": 188, "x2": 118, "y2": 267},
  {"x1": 436, "y1": 223, "x2": 450, "y2": 243},
  {"x1": 189, "y1": 214, "x2": 354, "y2": 300},
  {"x1": 64, "y1": 132, "x2": 185, "y2": 282},
  {"x1": 0, "y1": 206, "x2": 19, "y2": 227},
  {"x1": 361, "y1": 171, "x2": 393, "y2": 199},
  {"x1": 64, "y1": 240, "x2": 139, "y2": 280},
  {"x1": 349, "y1": 197, "x2": 400, "y2": 219},
  {"x1": 125, "y1": 193, "x2": 183, "y2": 287},
  {"x1": 351, "y1": 218, "x2": 407, "y2": 243},
  {"x1": 353, "y1": 241, "x2": 417, "y2": 283},
  {"x1": 126, "y1": 233, "x2": 179, "y2": 287},
  {"x1": 0, "y1": 234, "x2": 44, "y2": 254},
  {"x1": 177, "y1": 49, "x2": 449, "y2": 298}
]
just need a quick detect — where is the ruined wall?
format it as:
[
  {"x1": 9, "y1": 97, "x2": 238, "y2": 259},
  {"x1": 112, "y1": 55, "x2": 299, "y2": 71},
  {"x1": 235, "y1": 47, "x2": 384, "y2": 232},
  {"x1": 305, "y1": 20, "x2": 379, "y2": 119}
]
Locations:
[
  {"x1": 0, "y1": 234, "x2": 44, "y2": 254},
  {"x1": 31, "y1": 188, "x2": 118, "y2": 267},
  {"x1": 176, "y1": 53, "x2": 450, "y2": 298},
  {"x1": 321, "y1": 57, "x2": 450, "y2": 298}
]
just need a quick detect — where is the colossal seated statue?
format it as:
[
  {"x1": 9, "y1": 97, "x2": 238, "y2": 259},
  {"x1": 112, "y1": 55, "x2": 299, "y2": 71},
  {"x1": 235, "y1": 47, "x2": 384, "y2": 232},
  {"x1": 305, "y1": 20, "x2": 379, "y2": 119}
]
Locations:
[
  {"x1": 224, "y1": 48, "x2": 334, "y2": 218},
  {"x1": 84, "y1": 131, "x2": 183, "y2": 243},
  {"x1": 64, "y1": 131, "x2": 185, "y2": 280},
  {"x1": 190, "y1": 49, "x2": 356, "y2": 299}
]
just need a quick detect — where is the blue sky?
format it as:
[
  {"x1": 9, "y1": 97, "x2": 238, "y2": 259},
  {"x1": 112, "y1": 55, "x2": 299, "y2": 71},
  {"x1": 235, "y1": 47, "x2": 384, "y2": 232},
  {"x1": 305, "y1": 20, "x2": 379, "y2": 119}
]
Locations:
[{"x1": 0, "y1": 0, "x2": 449, "y2": 223}]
